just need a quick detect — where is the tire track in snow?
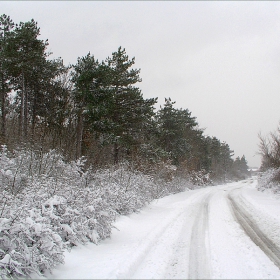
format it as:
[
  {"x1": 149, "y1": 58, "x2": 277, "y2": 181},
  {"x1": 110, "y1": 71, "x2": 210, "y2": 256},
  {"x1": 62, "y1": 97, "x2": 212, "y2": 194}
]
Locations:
[
  {"x1": 228, "y1": 190, "x2": 280, "y2": 270},
  {"x1": 162, "y1": 215, "x2": 192, "y2": 279},
  {"x1": 114, "y1": 209, "x2": 188, "y2": 279},
  {"x1": 113, "y1": 190, "x2": 212, "y2": 279},
  {"x1": 188, "y1": 191, "x2": 213, "y2": 279}
]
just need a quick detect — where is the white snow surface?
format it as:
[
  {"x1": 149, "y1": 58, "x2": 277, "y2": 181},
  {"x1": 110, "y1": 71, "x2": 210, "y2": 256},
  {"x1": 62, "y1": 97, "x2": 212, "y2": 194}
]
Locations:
[{"x1": 41, "y1": 177, "x2": 280, "y2": 279}]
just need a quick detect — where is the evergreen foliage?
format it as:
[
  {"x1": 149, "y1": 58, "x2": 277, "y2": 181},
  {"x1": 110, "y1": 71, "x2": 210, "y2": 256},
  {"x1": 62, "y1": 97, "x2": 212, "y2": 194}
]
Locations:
[
  {"x1": 156, "y1": 98, "x2": 200, "y2": 166},
  {"x1": 101, "y1": 47, "x2": 157, "y2": 164},
  {"x1": 0, "y1": 14, "x2": 14, "y2": 142},
  {"x1": 0, "y1": 13, "x2": 248, "y2": 182},
  {"x1": 231, "y1": 155, "x2": 250, "y2": 180}
]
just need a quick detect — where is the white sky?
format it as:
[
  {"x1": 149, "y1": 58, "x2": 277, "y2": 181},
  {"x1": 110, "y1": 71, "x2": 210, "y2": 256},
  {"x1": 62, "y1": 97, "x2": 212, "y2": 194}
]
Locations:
[{"x1": 2, "y1": 1, "x2": 280, "y2": 167}]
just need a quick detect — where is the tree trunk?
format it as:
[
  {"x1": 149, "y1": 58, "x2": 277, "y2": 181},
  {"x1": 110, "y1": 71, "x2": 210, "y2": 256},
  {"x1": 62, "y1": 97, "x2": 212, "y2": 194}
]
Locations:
[
  {"x1": 114, "y1": 142, "x2": 119, "y2": 164},
  {"x1": 0, "y1": 72, "x2": 6, "y2": 142},
  {"x1": 31, "y1": 85, "x2": 37, "y2": 141},
  {"x1": 76, "y1": 110, "x2": 84, "y2": 160},
  {"x1": 19, "y1": 72, "x2": 25, "y2": 139},
  {"x1": 24, "y1": 77, "x2": 28, "y2": 139}
]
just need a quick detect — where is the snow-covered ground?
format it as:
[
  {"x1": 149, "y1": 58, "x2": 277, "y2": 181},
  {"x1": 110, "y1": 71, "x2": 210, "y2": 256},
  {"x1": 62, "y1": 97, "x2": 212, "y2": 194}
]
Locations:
[{"x1": 42, "y1": 177, "x2": 280, "y2": 279}]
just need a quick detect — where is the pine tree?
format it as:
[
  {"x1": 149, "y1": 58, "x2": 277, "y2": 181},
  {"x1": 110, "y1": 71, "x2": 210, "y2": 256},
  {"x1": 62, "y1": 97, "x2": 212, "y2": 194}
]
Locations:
[
  {"x1": 240, "y1": 155, "x2": 250, "y2": 174},
  {"x1": 7, "y1": 19, "x2": 49, "y2": 140},
  {"x1": 72, "y1": 53, "x2": 107, "y2": 159},
  {"x1": 101, "y1": 47, "x2": 157, "y2": 164},
  {"x1": 156, "y1": 98, "x2": 200, "y2": 166},
  {"x1": 231, "y1": 155, "x2": 250, "y2": 180},
  {"x1": 205, "y1": 136, "x2": 234, "y2": 181},
  {"x1": 0, "y1": 14, "x2": 14, "y2": 142}
]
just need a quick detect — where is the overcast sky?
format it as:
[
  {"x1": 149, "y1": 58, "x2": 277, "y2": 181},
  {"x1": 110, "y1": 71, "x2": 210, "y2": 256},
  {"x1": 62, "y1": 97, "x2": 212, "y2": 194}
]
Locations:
[{"x1": 2, "y1": 1, "x2": 280, "y2": 167}]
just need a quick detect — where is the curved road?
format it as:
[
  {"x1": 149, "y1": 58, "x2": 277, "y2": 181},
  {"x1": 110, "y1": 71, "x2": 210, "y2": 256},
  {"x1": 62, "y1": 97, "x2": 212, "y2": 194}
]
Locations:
[{"x1": 48, "y1": 178, "x2": 280, "y2": 279}]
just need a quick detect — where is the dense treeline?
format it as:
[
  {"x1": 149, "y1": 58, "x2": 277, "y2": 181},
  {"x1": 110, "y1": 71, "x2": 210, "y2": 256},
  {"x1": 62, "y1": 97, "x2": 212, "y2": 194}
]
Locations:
[
  {"x1": 0, "y1": 14, "x2": 249, "y2": 182},
  {"x1": 0, "y1": 14, "x2": 252, "y2": 278}
]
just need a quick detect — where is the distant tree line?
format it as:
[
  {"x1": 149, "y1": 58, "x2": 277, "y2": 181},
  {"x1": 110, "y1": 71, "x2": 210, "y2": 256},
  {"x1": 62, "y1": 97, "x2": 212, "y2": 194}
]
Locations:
[{"x1": 0, "y1": 14, "x2": 249, "y2": 182}]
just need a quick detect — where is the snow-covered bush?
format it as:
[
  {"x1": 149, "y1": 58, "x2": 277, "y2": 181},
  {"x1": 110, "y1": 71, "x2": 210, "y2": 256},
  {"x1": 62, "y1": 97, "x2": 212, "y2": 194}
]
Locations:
[
  {"x1": 0, "y1": 145, "x2": 28, "y2": 196},
  {"x1": 0, "y1": 190, "x2": 65, "y2": 278},
  {"x1": 257, "y1": 168, "x2": 280, "y2": 194},
  {"x1": 0, "y1": 146, "x2": 196, "y2": 278},
  {"x1": 0, "y1": 147, "x2": 118, "y2": 278},
  {"x1": 189, "y1": 169, "x2": 213, "y2": 187},
  {"x1": 92, "y1": 163, "x2": 156, "y2": 215},
  {"x1": 0, "y1": 148, "x2": 152, "y2": 277}
]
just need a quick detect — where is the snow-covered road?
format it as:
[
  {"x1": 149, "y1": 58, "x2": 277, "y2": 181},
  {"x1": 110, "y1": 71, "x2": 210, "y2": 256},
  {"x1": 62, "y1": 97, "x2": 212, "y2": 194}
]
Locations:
[{"x1": 45, "y1": 178, "x2": 280, "y2": 279}]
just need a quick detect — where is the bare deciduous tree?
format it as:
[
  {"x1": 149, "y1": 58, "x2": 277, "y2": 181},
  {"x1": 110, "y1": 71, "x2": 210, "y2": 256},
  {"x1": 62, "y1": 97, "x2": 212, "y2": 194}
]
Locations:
[{"x1": 258, "y1": 123, "x2": 280, "y2": 171}]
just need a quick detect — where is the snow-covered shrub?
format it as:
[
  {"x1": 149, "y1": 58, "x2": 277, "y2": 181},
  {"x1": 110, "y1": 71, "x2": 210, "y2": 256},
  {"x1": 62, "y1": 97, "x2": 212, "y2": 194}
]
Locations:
[
  {"x1": 168, "y1": 176, "x2": 193, "y2": 192},
  {"x1": 0, "y1": 190, "x2": 65, "y2": 278},
  {"x1": 257, "y1": 168, "x2": 280, "y2": 194},
  {"x1": 0, "y1": 147, "x2": 118, "y2": 278},
  {"x1": 92, "y1": 163, "x2": 156, "y2": 215},
  {"x1": 189, "y1": 169, "x2": 213, "y2": 187},
  {"x1": 0, "y1": 146, "x2": 201, "y2": 278},
  {"x1": 0, "y1": 145, "x2": 28, "y2": 196},
  {"x1": 28, "y1": 154, "x2": 116, "y2": 245}
]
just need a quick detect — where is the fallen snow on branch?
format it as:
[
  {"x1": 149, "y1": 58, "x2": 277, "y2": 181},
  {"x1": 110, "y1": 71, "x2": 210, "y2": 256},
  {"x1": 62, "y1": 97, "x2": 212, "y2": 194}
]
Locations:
[{"x1": 0, "y1": 146, "x2": 201, "y2": 278}]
